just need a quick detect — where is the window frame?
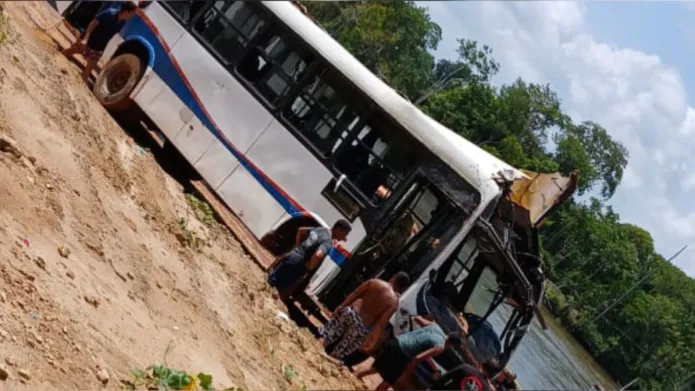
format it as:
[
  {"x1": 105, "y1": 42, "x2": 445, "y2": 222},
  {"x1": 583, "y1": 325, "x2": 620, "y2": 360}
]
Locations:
[
  {"x1": 281, "y1": 67, "x2": 372, "y2": 159},
  {"x1": 327, "y1": 109, "x2": 427, "y2": 209},
  {"x1": 161, "y1": 0, "x2": 211, "y2": 28},
  {"x1": 160, "y1": 0, "x2": 428, "y2": 216},
  {"x1": 233, "y1": 23, "x2": 321, "y2": 108}
]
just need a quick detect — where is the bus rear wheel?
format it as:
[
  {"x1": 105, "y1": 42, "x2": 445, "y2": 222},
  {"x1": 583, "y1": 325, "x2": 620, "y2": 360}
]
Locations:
[{"x1": 93, "y1": 53, "x2": 144, "y2": 113}]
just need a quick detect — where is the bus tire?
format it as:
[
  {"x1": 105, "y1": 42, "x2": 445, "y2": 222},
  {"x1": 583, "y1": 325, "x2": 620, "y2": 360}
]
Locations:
[{"x1": 93, "y1": 53, "x2": 144, "y2": 113}]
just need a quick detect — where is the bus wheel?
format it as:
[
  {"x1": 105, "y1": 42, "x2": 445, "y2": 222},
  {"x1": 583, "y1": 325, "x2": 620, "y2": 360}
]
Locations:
[{"x1": 93, "y1": 53, "x2": 144, "y2": 113}]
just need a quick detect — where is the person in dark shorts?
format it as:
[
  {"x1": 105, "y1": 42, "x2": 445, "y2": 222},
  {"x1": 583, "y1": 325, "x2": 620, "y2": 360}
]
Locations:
[
  {"x1": 268, "y1": 220, "x2": 351, "y2": 300},
  {"x1": 356, "y1": 315, "x2": 463, "y2": 391},
  {"x1": 320, "y1": 272, "x2": 410, "y2": 361},
  {"x1": 61, "y1": 2, "x2": 137, "y2": 83}
]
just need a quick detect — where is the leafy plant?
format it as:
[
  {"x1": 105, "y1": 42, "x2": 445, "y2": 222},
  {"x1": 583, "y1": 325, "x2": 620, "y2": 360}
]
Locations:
[
  {"x1": 282, "y1": 365, "x2": 297, "y2": 381},
  {"x1": 127, "y1": 365, "x2": 215, "y2": 390},
  {"x1": 176, "y1": 217, "x2": 205, "y2": 249},
  {"x1": 0, "y1": 12, "x2": 9, "y2": 45},
  {"x1": 185, "y1": 193, "x2": 217, "y2": 227}
]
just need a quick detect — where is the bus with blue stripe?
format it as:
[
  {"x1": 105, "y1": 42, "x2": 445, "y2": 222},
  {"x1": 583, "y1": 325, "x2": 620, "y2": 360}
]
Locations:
[{"x1": 59, "y1": 0, "x2": 577, "y2": 384}]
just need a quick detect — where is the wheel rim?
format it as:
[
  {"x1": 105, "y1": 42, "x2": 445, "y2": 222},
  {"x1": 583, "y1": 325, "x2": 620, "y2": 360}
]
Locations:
[
  {"x1": 460, "y1": 376, "x2": 483, "y2": 391},
  {"x1": 101, "y1": 61, "x2": 134, "y2": 101}
]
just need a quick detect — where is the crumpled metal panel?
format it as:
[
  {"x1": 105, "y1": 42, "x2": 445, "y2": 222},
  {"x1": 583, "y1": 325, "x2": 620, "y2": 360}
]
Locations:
[{"x1": 508, "y1": 170, "x2": 578, "y2": 228}]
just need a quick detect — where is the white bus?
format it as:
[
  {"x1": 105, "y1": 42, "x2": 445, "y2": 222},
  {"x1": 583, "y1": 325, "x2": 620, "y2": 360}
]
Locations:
[{"x1": 60, "y1": 0, "x2": 577, "y2": 384}]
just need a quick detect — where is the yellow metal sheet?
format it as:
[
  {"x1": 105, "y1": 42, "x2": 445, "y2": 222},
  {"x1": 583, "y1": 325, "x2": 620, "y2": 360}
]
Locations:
[{"x1": 509, "y1": 170, "x2": 578, "y2": 228}]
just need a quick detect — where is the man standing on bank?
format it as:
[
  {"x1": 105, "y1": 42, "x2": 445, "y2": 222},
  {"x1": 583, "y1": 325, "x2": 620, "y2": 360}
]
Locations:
[
  {"x1": 61, "y1": 2, "x2": 137, "y2": 83},
  {"x1": 268, "y1": 220, "x2": 351, "y2": 301},
  {"x1": 319, "y1": 272, "x2": 410, "y2": 361},
  {"x1": 356, "y1": 315, "x2": 464, "y2": 391}
]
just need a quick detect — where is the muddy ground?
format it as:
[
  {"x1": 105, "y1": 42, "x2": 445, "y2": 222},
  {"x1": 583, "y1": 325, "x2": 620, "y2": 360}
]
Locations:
[{"x1": 0, "y1": 2, "x2": 366, "y2": 390}]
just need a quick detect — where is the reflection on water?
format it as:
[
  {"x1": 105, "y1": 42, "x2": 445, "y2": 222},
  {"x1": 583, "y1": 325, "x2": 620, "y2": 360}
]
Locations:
[{"x1": 468, "y1": 269, "x2": 617, "y2": 390}]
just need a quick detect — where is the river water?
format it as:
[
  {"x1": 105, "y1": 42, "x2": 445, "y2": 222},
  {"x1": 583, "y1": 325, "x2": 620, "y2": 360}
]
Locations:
[{"x1": 469, "y1": 269, "x2": 617, "y2": 390}]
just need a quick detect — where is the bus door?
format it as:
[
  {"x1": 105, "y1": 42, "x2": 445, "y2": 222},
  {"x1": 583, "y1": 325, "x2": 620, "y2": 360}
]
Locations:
[{"x1": 322, "y1": 179, "x2": 452, "y2": 309}]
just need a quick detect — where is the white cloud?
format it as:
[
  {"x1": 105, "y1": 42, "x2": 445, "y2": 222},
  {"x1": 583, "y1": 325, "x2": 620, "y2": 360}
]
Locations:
[
  {"x1": 680, "y1": 172, "x2": 695, "y2": 192},
  {"x1": 424, "y1": 1, "x2": 695, "y2": 276}
]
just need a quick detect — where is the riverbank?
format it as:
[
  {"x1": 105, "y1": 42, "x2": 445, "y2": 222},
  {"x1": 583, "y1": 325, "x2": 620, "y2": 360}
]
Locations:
[{"x1": 542, "y1": 282, "x2": 620, "y2": 389}]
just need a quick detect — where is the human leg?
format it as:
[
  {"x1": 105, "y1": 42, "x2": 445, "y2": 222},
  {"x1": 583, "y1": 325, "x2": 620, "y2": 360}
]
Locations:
[
  {"x1": 327, "y1": 309, "x2": 370, "y2": 359},
  {"x1": 61, "y1": 40, "x2": 83, "y2": 57},
  {"x1": 268, "y1": 257, "x2": 302, "y2": 290},
  {"x1": 319, "y1": 307, "x2": 350, "y2": 348},
  {"x1": 81, "y1": 47, "x2": 102, "y2": 83},
  {"x1": 355, "y1": 365, "x2": 378, "y2": 379},
  {"x1": 372, "y1": 340, "x2": 410, "y2": 389},
  {"x1": 82, "y1": 58, "x2": 96, "y2": 83},
  {"x1": 375, "y1": 381, "x2": 392, "y2": 391}
]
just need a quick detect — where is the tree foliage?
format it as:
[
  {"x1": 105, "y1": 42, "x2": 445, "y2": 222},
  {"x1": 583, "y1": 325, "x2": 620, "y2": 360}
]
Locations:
[{"x1": 304, "y1": 2, "x2": 693, "y2": 389}]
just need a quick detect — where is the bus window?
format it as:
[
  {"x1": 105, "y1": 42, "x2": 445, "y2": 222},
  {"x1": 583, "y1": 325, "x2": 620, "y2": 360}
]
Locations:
[
  {"x1": 194, "y1": 1, "x2": 267, "y2": 64},
  {"x1": 237, "y1": 28, "x2": 316, "y2": 105},
  {"x1": 163, "y1": 0, "x2": 206, "y2": 25},
  {"x1": 284, "y1": 70, "x2": 362, "y2": 156},
  {"x1": 335, "y1": 112, "x2": 423, "y2": 202},
  {"x1": 383, "y1": 206, "x2": 465, "y2": 283},
  {"x1": 412, "y1": 188, "x2": 440, "y2": 230},
  {"x1": 364, "y1": 186, "x2": 445, "y2": 277},
  {"x1": 444, "y1": 236, "x2": 478, "y2": 289}
]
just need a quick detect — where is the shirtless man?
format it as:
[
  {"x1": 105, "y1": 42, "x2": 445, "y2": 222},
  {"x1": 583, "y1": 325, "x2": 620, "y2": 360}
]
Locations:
[{"x1": 319, "y1": 272, "x2": 410, "y2": 360}]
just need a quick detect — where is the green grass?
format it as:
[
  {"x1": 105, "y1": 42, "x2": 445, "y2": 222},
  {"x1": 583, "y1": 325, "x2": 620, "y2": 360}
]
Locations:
[{"x1": 185, "y1": 193, "x2": 217, "y2": 227}]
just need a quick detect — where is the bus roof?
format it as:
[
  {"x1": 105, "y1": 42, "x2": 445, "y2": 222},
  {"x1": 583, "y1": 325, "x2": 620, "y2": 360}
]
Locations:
[{"x1": 264, "y1": 1, "x2": 527, "y2": 194}]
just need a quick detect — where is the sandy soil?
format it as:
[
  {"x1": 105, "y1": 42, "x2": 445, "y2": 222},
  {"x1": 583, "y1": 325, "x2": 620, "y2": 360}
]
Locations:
[{"x1": 0, "y1": 2, "x2": 365, "y2": 390}]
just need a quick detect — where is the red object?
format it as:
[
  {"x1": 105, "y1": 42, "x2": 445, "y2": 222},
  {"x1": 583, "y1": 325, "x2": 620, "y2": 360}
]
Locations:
[
  {"x1": 17, "y1": 236, "x2": 29, "y2": 247},
  {"x1": 460, "y1": 376, "x2": 484, "y2": 390}
]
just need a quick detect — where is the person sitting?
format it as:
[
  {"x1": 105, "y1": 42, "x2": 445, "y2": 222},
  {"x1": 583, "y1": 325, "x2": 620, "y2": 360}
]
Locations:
[{"x1": 267, "y1": 220, "x2": 351, "y2": 300}]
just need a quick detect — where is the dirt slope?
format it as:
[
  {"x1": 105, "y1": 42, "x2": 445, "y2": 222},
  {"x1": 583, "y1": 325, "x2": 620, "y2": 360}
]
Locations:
[{"x1": 0, "y1": 2, "x2": 364, "y2": 390}]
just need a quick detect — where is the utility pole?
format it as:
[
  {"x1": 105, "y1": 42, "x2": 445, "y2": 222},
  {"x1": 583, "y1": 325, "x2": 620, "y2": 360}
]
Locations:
[{"x1": 592, "y1": 245, "x2": 687, "y2": 323}]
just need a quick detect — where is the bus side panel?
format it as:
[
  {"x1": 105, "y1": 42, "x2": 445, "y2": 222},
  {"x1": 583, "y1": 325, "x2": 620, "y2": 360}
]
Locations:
[
  {"x1": 131, "y1": 67, "x2": 165, "y2": 108},
  {"x1": 171, "y1": 33, "x2": 276, "y2": 161},
  {"x1": 216, "y1": 166, "x2": 287, "y2": 238},
  {"x1": 140, "y1": 79, "x2": 188, "y2": 141},
  {"x1": 140, "y1": 4, "x2": 186, "y2": 51},
  {"x1": 168, "y1": 32, "x2": 276, "y2": 194},
  {"x1": 245, "y1": 120, "x2": 332, "y2": 219},
  {"x1": 101, "y1": 35, "x2": 123, "y2": 66},
  {"x1": 391, "y1": 278, "x2": 426, "y2": 336},
  {"x1": 174, "y1": 115, "x2": 216, "y2": 164},
  {"x1": 196, "y1": 140, "x2": 241, "y2": 191},
  {"x1": 125, "y1": 8, "x2": 189, "y2": 141},
  {"x1": 307, "y1": 197, "x2": 366, "y2": 252}
]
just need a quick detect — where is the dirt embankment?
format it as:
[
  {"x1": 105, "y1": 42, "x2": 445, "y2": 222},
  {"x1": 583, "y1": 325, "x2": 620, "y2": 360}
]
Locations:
[{"x1": 0, "y1": 2, "x2": 364, "y2": 390}]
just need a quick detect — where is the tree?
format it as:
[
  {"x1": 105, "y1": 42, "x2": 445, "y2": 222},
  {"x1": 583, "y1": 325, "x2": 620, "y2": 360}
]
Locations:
[
  {"x1": 554, "y1": 121, "x2": 629, "y2": 199},
  {"x1": 304, "y1": 3, "x2": 695, "y2": 388},
  {"x1": 303, "y1": 0, "x2": 442, "y2": 100}
]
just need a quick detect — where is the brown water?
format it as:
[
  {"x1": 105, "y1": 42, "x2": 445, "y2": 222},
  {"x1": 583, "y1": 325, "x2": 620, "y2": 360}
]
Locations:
[{"x1": 470, "y1": 269, "x2": 618, "y2": 390}]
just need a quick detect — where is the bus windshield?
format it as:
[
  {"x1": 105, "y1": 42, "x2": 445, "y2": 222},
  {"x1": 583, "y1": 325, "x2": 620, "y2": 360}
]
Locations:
[{"x1": 422, "y1": 222, "x2": 538, "y2": 368}]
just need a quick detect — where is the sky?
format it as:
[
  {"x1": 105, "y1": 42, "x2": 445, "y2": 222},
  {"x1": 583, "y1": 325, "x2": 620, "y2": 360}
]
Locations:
[{"x1": 419, "y1": 1, "x2": 695, "y2": 276}]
